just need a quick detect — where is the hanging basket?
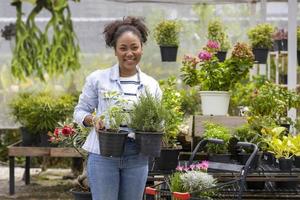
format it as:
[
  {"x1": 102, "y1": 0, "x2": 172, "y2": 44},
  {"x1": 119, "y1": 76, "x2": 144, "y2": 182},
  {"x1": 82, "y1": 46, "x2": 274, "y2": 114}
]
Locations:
[
  {"x1": 98, "y1": 130, "x2": 128, "y2": 157},
  {"x1": 159, "y1": 46, "x2": 178, "y2": 62},
  {"x1": 252, "y1": 48, "x2": 269, "y2": 64},
  {"x1": 199, "y1": 91, "x2": 230, "y2": 116},
  {"x1": 135, "y1": 131, "x2": 163, "y2": 157},
  {"x1": 215, "y1": 51, "x2": 227, "y2": 62}
]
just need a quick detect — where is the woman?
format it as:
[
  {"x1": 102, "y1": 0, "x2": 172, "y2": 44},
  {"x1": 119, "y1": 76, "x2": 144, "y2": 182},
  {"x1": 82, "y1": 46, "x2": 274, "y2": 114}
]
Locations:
[{"x1": 73, "y1": 16, "x2": 162, "y2": 200}]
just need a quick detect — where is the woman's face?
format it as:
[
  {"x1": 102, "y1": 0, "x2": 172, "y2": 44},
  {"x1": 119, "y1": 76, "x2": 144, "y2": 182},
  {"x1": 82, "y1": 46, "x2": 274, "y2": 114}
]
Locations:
[{"x1": 115, "y1": 31, "x2": 143, "y2": 76}]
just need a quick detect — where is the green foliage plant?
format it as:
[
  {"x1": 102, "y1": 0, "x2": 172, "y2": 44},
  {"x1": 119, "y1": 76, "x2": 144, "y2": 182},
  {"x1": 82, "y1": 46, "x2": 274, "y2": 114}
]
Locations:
[
  {"x1": 267, "y1": 135, "x2": 294, "y2": 159},
  {"x1": 153, "y1": 20, "x2": 181, "y2": 47},
  {"x1": 230, "y1": 75, "x2": 267, "y2": 111},
  {"x1": 11, "y1": 0, "x2": 80, "y2": 81},
  {"x1": 99, "y1": 91, "x2": 129, "y2": 132},
  {"x1": 160, "y1": 77, "x2": 184, "y2": 147},
  {"x1": 234, "y1": 124, "x2": 261, "y2": 146},
  {"x1": 179, "y1": 87, "x2": 201, "y2": 116},
  {"x1": 181, "y1": 42, "x2": 254, "y2": 91},
  {"x1": 207, "y1": 19, "x2": 230, "y2": 51},
  {"x1": 9, "y1": 91, "x2": 77, "y2": 135},
  {"x1": 291, "y1": 134, "x2": 300, "y2": 157},
  {"x1": 203, "y1": 122, "x2": 231, "y2": 154},
  {"x1": 260, "y1": 126, "x2": 286, "y2": 152},
  {"x1": 129, "y1": 89, "x2": 166, "y2": 132},
  {"x1": 248, "y1": 82, "x2": 300, "y2": 125},
  {"x1": 247, "y1": 23, "x2": 275, "y2": 49}
]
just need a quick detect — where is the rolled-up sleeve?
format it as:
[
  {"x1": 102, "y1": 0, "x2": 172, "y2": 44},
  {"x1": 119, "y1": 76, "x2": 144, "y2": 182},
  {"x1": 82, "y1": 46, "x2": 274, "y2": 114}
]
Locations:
[{"x1": 73, "y1": 74, "x2": 98, "y2": 126}]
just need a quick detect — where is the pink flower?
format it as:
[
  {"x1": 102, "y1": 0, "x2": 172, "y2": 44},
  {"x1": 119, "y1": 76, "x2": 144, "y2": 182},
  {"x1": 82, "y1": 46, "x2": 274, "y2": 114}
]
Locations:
[
  {"x1": 176, "y1": 165, "x2": 184, "y2": 172},
  {"x1": 206, "y1": 40, "x2": 220, "y2": 50},
  {"x1": 189, "y1": 164, "x2": 196, "y2": 170},
  {"x1": 199, "y1": 160, "x2": 209, "y2": 169},
  {"x1": 198, "y1": 51, "x2": 212, "y2": 61},
  {"x1": 183, "y1": 166, "x2": 190, "y2": 172},
  {"x1": 54, "y1": 128, "x2": 60, "y2": 137}
]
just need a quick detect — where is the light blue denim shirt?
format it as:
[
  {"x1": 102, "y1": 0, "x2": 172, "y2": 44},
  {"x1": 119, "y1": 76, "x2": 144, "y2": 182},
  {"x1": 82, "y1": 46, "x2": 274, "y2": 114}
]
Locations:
[{"x1": 73, "y1": 64, "x2": 162, "y2": 154}]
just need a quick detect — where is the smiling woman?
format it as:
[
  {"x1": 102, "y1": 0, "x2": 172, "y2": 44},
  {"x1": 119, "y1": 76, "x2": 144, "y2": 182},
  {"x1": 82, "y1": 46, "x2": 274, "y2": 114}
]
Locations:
[{"x1": 73, "y1": 16, "x2": 162, "y2": 200}]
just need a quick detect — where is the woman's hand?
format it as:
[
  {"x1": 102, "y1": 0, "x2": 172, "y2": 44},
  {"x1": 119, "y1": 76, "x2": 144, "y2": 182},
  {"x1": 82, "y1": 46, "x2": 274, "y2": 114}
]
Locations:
[
  {"x1": 93, "y1": 116, "x2": 105, "y2": 132},
  {"x1": 83, "y1": 115, "x2": 105, "y2": 132}
]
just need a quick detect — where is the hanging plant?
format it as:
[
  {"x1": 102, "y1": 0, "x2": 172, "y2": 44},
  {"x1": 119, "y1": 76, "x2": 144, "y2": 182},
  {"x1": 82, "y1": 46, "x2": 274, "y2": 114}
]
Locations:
[{"x1": 11, "y1": 0, "x2": 81, "y2": 81}]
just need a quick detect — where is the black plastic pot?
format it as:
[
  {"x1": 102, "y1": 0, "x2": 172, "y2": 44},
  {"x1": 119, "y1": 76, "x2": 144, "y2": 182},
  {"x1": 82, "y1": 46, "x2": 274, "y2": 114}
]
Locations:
[
  {"x1": 252, "y1": 48, "x2": 269, "y2": 64},
  {"x1": 20, "y1": 127, "x2": 39, "y2": 146},
  {"x1": 154, "y1": 147, "x2": 181, "y2": 171},
  {"x1": 216, "y1": 51, "x2": 227, "y2": 62},
  {"x1": 278, "y1": 157, "x2": 293, "y2": 171},
  {"x1": 238, "y1": 153, "x2": 260, "y2": 169},
  {"x1": 159, "y1": 46, "x2": 178, "y2": 62},
  {"x1": 39, "y1": 133, "x2": 51, "y2": 147},
  {"x1": 294, "y1": 156, "x2": 300, "y2": 168},
  {"x1": 135, "y1": 131, "x2": 163, "y2": 157},
  {"x1": 263, "y1": 151, "x2": 275, "y2": 166},
  {"x1": 70, "y1": 189, "x2": 92, "y2": 200},
  {"x1": 98, "y1": 130, "x2": 128, "y2": 157}
]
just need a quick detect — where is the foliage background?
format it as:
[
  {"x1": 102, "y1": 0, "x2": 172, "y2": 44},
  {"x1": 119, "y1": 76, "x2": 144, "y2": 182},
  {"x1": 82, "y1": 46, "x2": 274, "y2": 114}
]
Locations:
[{"x1": 0, "y1": 1, "x2": 299, "y2": 157}]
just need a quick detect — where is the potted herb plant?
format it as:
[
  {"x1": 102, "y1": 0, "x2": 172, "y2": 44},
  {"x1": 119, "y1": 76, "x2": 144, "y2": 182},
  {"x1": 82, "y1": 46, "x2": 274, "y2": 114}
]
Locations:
[
  {"x1": 153, "y1": 19, "x2": 181, "y2": 62},
  {"x1": 152, "y1": 77, "x2": 184, "y2": 170},
  {"x1": 207, "y1": 19, "x2": 231, "y2": 62},
  {"x1": 129, "y1": 89, "x2": 166, "y2": 157},
  {"x1": 202, "y1": 122, "x2": 232, "y2": 163},
  {"x1": 181, "y1": 42, "x2": 254, "y2": 115},
  {"x1": 97, "y1": 91, "x2": 129, "y2": 157},
  {"x1": 247, "y1": 23, "x2": 275, "y2": 64},
  {"x1": 9, "y1": 91, "x2": 77, "y2": 146}
]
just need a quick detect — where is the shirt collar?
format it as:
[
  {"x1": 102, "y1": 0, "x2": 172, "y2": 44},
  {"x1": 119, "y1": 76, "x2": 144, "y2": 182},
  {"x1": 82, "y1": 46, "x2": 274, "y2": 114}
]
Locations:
[{"x1": 109, "y1": 63, "x2": 144, "y2": 84}]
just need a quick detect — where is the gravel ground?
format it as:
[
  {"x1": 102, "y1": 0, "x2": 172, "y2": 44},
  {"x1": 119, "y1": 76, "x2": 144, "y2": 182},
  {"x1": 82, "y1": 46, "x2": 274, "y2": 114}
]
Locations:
[{"x1": 0, "y1": 164, "x2": 75, "y2": 200}]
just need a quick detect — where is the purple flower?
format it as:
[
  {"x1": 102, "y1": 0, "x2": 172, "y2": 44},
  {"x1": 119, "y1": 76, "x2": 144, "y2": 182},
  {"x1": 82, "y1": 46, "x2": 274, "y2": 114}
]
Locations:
[
  {"x1": 207, "y1": 40, "x2": 220, "y2": 50},
  {"x1": 198, "y1": 50, "x2": 212, "y2": 61}
]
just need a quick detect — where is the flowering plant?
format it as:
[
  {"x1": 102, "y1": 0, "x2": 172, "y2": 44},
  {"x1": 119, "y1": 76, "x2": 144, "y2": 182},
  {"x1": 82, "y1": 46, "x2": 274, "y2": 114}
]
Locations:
[
  {"x1": 180, "y1": 41, "x2": 254, "y2": 91},
  {"x1": 169, "y1": 161, "x2": 216, "y2": 198},
  {"x1": 48, "y1": 121, "x2": 91, "y2": 191},
  {"x1": 49, "y1": 121, "x2": 90, "y2": 158}
]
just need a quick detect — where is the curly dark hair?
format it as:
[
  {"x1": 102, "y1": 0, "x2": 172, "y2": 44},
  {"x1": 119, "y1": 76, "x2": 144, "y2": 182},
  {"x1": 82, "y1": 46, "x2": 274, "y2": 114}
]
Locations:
[{"x1": 103, "y1": 16, "x2": 149, "y2": 48}]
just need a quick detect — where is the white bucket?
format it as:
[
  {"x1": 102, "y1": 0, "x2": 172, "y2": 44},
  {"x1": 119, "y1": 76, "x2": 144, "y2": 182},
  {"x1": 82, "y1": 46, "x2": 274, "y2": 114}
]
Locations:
[{"x1": 199, "y1": 91, "x2": 230, "y2": 116}]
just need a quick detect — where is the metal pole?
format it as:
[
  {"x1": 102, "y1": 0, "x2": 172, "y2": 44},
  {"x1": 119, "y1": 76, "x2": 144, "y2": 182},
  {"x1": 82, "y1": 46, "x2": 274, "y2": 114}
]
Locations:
[{"x1": 287, "y1": 0, "x2": 297, "y2": 130}]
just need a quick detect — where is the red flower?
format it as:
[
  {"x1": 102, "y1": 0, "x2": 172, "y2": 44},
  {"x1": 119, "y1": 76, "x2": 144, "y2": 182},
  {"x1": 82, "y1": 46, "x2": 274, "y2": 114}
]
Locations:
[
  {"x1": 62, "y1": 126, "x2": 74, "y2": 136},
  {"x1": 54, "y1": 128, "x2": 60, "y2": 137}
]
